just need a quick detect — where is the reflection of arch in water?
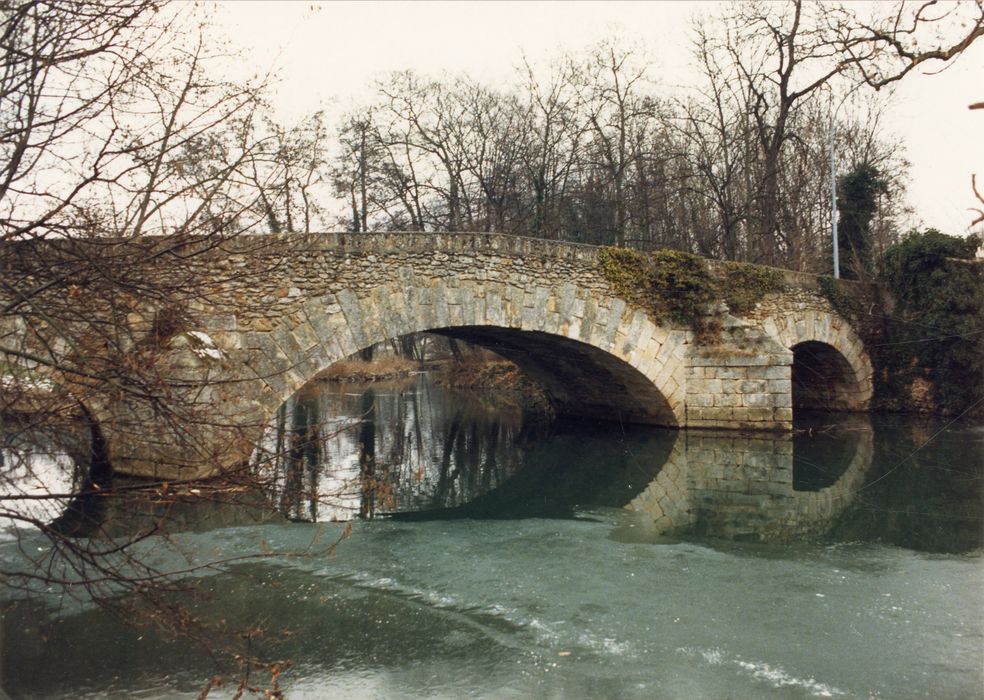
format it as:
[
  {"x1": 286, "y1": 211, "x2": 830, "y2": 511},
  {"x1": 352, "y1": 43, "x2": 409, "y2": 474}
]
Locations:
[
  {"x1": 788, "y1": 423, "x2": 872, "y2": 533},
  {"x1": 625, "y1": 419, "x2": 873, "y2": 541},
  {"x1": 387, "y1": 421, "x2": 679, "y2": 521},
  {"x1": 266, "y1": 378, "x2": 542, "y2": 521}
]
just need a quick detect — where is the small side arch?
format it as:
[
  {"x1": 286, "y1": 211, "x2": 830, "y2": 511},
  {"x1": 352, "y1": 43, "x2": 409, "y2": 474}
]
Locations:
[{"x1": 764, "y1": 309, "x2": 873, "y2": 412}]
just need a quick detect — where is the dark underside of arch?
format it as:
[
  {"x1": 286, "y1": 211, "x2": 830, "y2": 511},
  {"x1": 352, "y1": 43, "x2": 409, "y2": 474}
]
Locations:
[
  {"x1": 791, "y1": 341, "x2": 861, "y2": 412},
  {"x1": 433, "y1": 326, "x2": 678, "y2": 427}
]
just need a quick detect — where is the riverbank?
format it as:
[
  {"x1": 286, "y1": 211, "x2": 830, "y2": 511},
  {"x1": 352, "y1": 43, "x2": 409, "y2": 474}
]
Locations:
[
  {"x1": 316, "y1": 356, "x2": 425, "y2": 382},
  {"x1": 316, "y1": 354, "x2": 553, "y2": 413},
  {"x1": 435, "y1": 359, "x2": 553, "y2": 414}
]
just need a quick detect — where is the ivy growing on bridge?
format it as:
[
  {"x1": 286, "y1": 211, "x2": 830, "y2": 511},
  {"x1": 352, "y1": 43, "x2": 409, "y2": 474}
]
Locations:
[
  {"x1": 596, "y1": 247, "x2": 784, "y2": 339},
  {"x1": 818, "y1": 230, "x2": 983, "y2": 416},
  {"x1": 876, "y1": 231, "x2": 983, "y2": 415},
  {"x1": 718, "y1": 262, "x2": 787, "y2": 315}
]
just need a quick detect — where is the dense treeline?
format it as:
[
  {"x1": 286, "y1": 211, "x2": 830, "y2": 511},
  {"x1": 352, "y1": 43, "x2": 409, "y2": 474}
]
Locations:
[
  {"x1": 238, "y1": 0, "x2": 984, "y2": 275},
  {"x1": 319, "y1": 5, "x2": 924, "y2": 273},
  {"x1": 330, "y1": 58, "x2": 906, "y2": 271}
]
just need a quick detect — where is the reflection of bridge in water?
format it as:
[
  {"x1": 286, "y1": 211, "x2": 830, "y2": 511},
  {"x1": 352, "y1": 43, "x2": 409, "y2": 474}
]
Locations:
[
  {"x1": 32, "y1": 377, "x2": 875, "y2": 542},
  {"x1": 299, "y1": 378, "x2": 874, "y2": 542},
  {"x1": 624, "y1": 418, "x2": 873, "y2": 542}
]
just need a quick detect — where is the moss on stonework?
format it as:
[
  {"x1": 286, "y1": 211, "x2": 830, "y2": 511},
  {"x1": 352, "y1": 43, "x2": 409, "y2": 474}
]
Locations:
[
  {"x1": 597, "y1": 247, "x2": 718, "y2": 330},
  {"x1": 817, "y1": 275, "x2": 863, "y2": 321},
  {"x1": 817, "y1": 230, "x2": 983, "y2": 416},
  {"x1": 720, "y1": 262, "x2": 785, "y2": 315},
  {"x1": 596, "y1": 248, "x2": 654, "y2": 314},
  {"x1": 597, "y1": 248, "x2": 784, "y2": 338}
]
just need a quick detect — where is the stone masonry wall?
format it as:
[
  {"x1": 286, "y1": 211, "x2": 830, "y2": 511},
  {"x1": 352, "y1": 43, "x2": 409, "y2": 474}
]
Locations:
[{"x1": 2, "y1": 233, "x2": 874, "y2": 479}]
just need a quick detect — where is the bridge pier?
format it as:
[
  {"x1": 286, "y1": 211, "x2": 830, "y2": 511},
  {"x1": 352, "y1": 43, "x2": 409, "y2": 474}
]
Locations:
[{"x1": 683, "y1": 316, "x2": 794, "y2": 431}]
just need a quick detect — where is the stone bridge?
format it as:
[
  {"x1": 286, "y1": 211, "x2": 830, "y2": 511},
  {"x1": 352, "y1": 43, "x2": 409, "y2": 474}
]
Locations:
[{"x1": 3, "y1": 233, "x2": 873, "y2": 479}]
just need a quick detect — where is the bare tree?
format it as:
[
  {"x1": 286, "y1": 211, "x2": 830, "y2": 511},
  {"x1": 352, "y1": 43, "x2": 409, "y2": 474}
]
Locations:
[
  {"x1": 0, "y1": 2, "x2": 347, "y2": 686},
  {"x1": 581, "y1": 40, "x2": 653, "y2": 247},
  {"x1": 684, "y1": 0, "x2": 971, "y2": 268},
  {"x1": 515, "y1": 55, "x2": 590, "y2": 239},
  {"x1": 970, "y1": 101, "x2": 984, "y2": 229},
  {"x1": 243, "y1": 110, "x2": 331, "y2": 234},
  {"x1": 334, "y1": 94, "x2": 432, "y2": 231},
  {"x1": 374, "y1": 71, "x2": 472, "y2": 231},
  {"x1": 828, "y1": 0, "x2": 984, "y2": 90},
  {"x1": 325, "y1": 3, "x2": 975, "y2": 257},
  {"x1": 1, "y1": 0, "x2": 163, "y2": 241},
  {"x1": 455, "y1": 79, "x2": 527, "y2": 233},
  {"x1": 334, "y1": 111, "x2": 375, "y2": 232},
  {"x1": 692, "y1": 2, "x2": 858, "y2": 265}
]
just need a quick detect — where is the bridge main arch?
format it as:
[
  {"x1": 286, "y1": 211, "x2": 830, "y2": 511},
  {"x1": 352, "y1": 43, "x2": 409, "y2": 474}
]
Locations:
[{"x1": 243, "y1": 274, "x2": 690, "y2": 443}]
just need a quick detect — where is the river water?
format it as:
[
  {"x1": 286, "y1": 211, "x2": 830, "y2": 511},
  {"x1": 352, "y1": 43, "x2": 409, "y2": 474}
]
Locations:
[{"x1": 1, "y1": 374, "x2": 982, "y2": 699}]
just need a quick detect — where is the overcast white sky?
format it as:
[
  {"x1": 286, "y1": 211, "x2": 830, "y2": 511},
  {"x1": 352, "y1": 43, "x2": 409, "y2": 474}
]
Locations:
[{"x1": 212, "y1": 1, "x2": 984, "y2": 237}]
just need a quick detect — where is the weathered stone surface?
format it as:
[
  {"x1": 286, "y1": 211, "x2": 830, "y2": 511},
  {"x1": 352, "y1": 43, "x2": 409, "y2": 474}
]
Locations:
[{"x1": 3, "y1": 232, "x2": 874, "y2": 478}]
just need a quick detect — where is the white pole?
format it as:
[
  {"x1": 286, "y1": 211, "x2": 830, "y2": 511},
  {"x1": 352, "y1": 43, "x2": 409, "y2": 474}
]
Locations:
[{"x1": 830, "y1": 99, "x2": 840, "y2": 279}]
